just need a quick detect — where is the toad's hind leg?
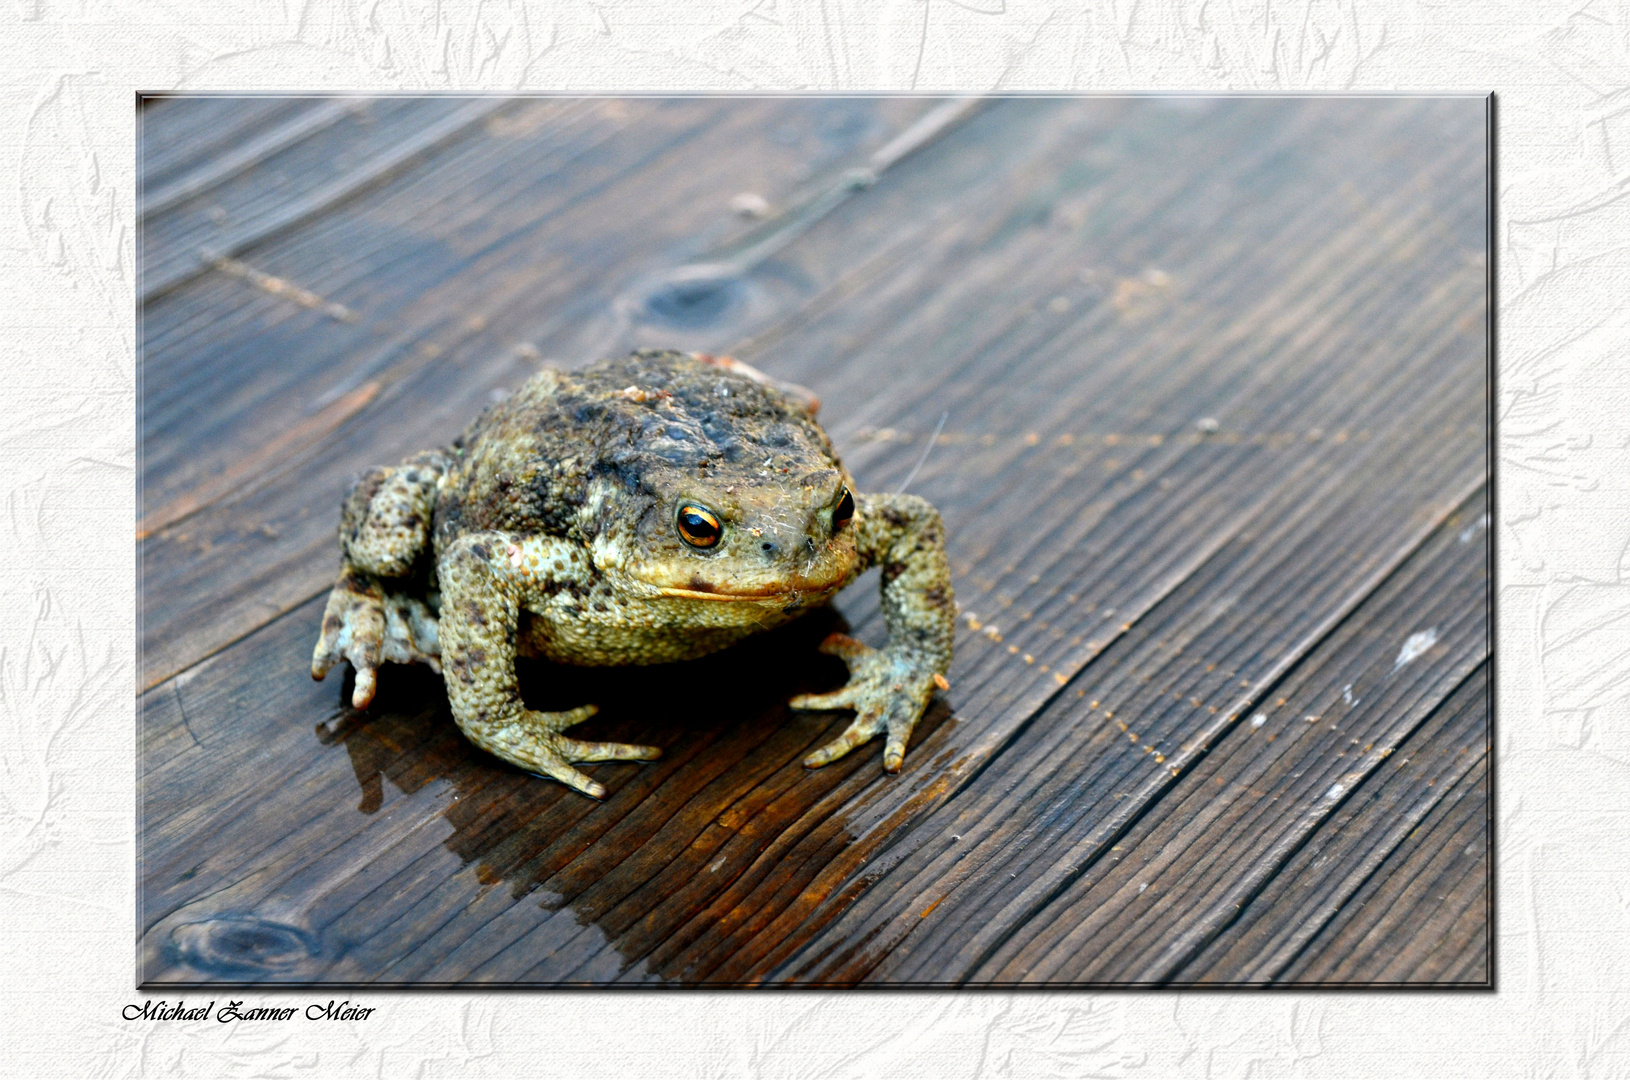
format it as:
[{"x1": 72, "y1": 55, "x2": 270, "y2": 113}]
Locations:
[
  {"x1": 436, "y1": 531, "x2": 661, "y2": 799},
  {"x1": 312, "y1": 450, "x2": 448, "y2": 707}
]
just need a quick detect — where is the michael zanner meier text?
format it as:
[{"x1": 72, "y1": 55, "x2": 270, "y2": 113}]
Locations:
[{"x1": 123, "y1": 999, "x2": 377, "y2": 1022}]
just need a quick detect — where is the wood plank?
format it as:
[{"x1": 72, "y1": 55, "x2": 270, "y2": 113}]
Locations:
[
  {"x1": 139, "y1": 97, "x2": 1487, "y2": 985},
  {"x1": 139, "y1": 97, "x2": 1472, "y2": 684},
  {"x1": 930, "y1": 492, "x2": 1488, "y2": 984},
  {"x1": 140, "y1": 97, "x2": 308, "y2": 195},
  {"x1": 141, "y1": 98, "x2": 365, "y2": 216},
  {"x1": 688, "y1": 392, "x2": 1485, "y2": 983},
  {"x1": 1281, "y1": 769, "x2": 1490, "y2": 983},
  {"x1": 1175, "y1": 663, "x2": 1488, "y2": 983},
  {"x1": 139, "y1": 600, "x2": 919, "y2": 981},
  {"x1": 141, "y1": 98, "x2": 511, "y2": 300}
]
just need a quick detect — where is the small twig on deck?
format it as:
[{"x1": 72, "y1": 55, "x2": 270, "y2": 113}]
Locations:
[
  {"x1": 209, "y1": 254, "x2": 358, "y2": 322},
  {"x1": 896, "y1": 410, "x2": 949, "y2": 494}
]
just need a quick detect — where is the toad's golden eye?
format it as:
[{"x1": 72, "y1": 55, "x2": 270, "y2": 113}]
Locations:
[
  {"x1": 832, "y1": 487, "x2": 855, "y2": 533},
  {"x1": 676, "y1": 504, "x2": 723, "y2": 548}
]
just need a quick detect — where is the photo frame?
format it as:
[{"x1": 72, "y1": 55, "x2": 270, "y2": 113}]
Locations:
[{"x1": 138, "y1": 94, "x2": 1488, "y2": 987}]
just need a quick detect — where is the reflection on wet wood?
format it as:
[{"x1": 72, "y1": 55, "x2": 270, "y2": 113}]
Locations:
[{"x1": 139, "y1": 96, "x2": 1489, "y2": 985}]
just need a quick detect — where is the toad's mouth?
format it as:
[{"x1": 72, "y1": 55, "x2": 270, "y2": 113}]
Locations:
[
  {"x1": 652, "y1": 582, "x2": 838, "y2": 603},
  {"x1": 649, "y1": 572, "x2": 847, "y2": 603},
  {"x1": 655, "y1": 589, "x2": 785, "y2": 602}
]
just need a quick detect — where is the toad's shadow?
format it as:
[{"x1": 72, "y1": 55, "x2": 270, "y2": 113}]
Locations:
[{"x1": 315, "y1": 604, "x2": 955, "y2": 979}]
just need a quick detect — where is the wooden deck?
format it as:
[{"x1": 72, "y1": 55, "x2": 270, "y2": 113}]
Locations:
[{"x1": 138, "y1": 96, "x2": 1489, "y2": 986}]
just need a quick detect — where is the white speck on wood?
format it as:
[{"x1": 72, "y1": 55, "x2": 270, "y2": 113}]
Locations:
[{"x1": 1393, "y1": 628, "x2": 1439, "y2": 671}]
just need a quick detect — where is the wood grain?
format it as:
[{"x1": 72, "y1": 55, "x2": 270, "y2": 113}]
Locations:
[
  {"x1": 139, "y1": 96, "x2": 1489, "y2": 985},
  {"x1": 938, "y1": 491, "x2": 1489, "y2": 985},
  {"x1": 1176, "y1": 664, "x2": 1489, "y2": 983},
  {"x1": 141, "y1": 97, "x2": 308, "y2": 197},
  {"x1": 142, "y1": 98, "x2": 510, "y2": 299}
]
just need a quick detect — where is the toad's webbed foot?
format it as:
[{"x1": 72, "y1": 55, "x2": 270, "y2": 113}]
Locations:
[
  {"x1": 311, "y1": 569, "x2": 441, "y2": 709},
  {"x1": 791, "y1": 633, "x2": 946, "y2": 773},
  {"x1": 466, "y1": 705, "x2": 661, "y2": 799}
]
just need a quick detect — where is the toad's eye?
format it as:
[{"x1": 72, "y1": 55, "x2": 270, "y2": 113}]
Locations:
[
  {"x1": 677, "y1": 504, "x2": 723, "y2": 548},
  {"x1": 832, "y1": 487, "x2": 855, "y2": 533}
]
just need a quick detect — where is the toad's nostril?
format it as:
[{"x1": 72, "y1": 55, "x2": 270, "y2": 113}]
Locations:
[{"x1": 761, "y1": 541, "x2": 776, "y2": 553}]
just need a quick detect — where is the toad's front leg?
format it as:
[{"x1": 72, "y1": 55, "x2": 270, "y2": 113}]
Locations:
[
  {"x1": 312, "y1": 451, "x2": 448, "y2": 707},
  {"x1": 436, "y1": 531, "x2": 660, "y2": 798},
  {"x1": 792, "y1": 492, "x2": 955, "y2": 773}
]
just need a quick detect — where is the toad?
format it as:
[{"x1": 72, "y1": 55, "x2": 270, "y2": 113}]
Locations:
[{"x1": 312, "y1": 350, "x2": 954, "y2": 798}]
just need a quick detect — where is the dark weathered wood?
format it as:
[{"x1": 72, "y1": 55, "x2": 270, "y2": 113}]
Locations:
[
  {"x1": 1284, "y1": 758, "x2": 1489, "y2": 983},
  {"x1": 141, "y1": 98, "x2": 512, "y2": 299},
  {"x1": 912, "y1": 491, "x2": 1488, "y2": 985},
  {"x1": 674, "y1": 113, "x2": 1489, "y2": 983},
  {"x1": 140, "y1": 96, "x2": 689, "y2": 522},
  {"x1": 140, "y1": 97, "x2": 309, "y2": 196},
  {"x1": 1176, "y1": 663, "x2": 1488, "y2": 982},
  {"x1": 708, "y1": 409, "x2": 1484, "y2": 983},
  {"x1": 140, "y1": 598, "x2": 925, "y2": 981},
  {"x1": 139, "y1": 97, "x2": 948, "y2": 522},
  {"x1": 139, "y1": 96, "x2": 1488, "y2": 985},
  {"x1": 141, "y1": 98, "x2": 365, "y2": 216}
]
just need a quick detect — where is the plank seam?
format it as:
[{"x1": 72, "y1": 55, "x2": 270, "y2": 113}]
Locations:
[
  {"x1": 142, "y1": 98, "x2": 513, "y2": 302},
  {"x1": 141, "y1": 98, "x2": 367, "y2": 217},
  {"x1": 140, "y1": 584, "x2": 330, "y2": 697},
  {"x1": 1260, "y1": 704, "x2": 1488, "y2": 983}
]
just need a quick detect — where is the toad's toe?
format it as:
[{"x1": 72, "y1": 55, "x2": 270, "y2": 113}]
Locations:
[
  {"x1": 793, "y1": 637, "x2": 944, "y2": 772},
  {"x1": 481, "y1": 709, "x2": 657, "y2": 799}
]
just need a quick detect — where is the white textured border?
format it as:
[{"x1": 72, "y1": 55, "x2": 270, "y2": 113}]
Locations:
[{"x1": 2, "y1": 1, "x2": 1620, "y2": 1076}]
